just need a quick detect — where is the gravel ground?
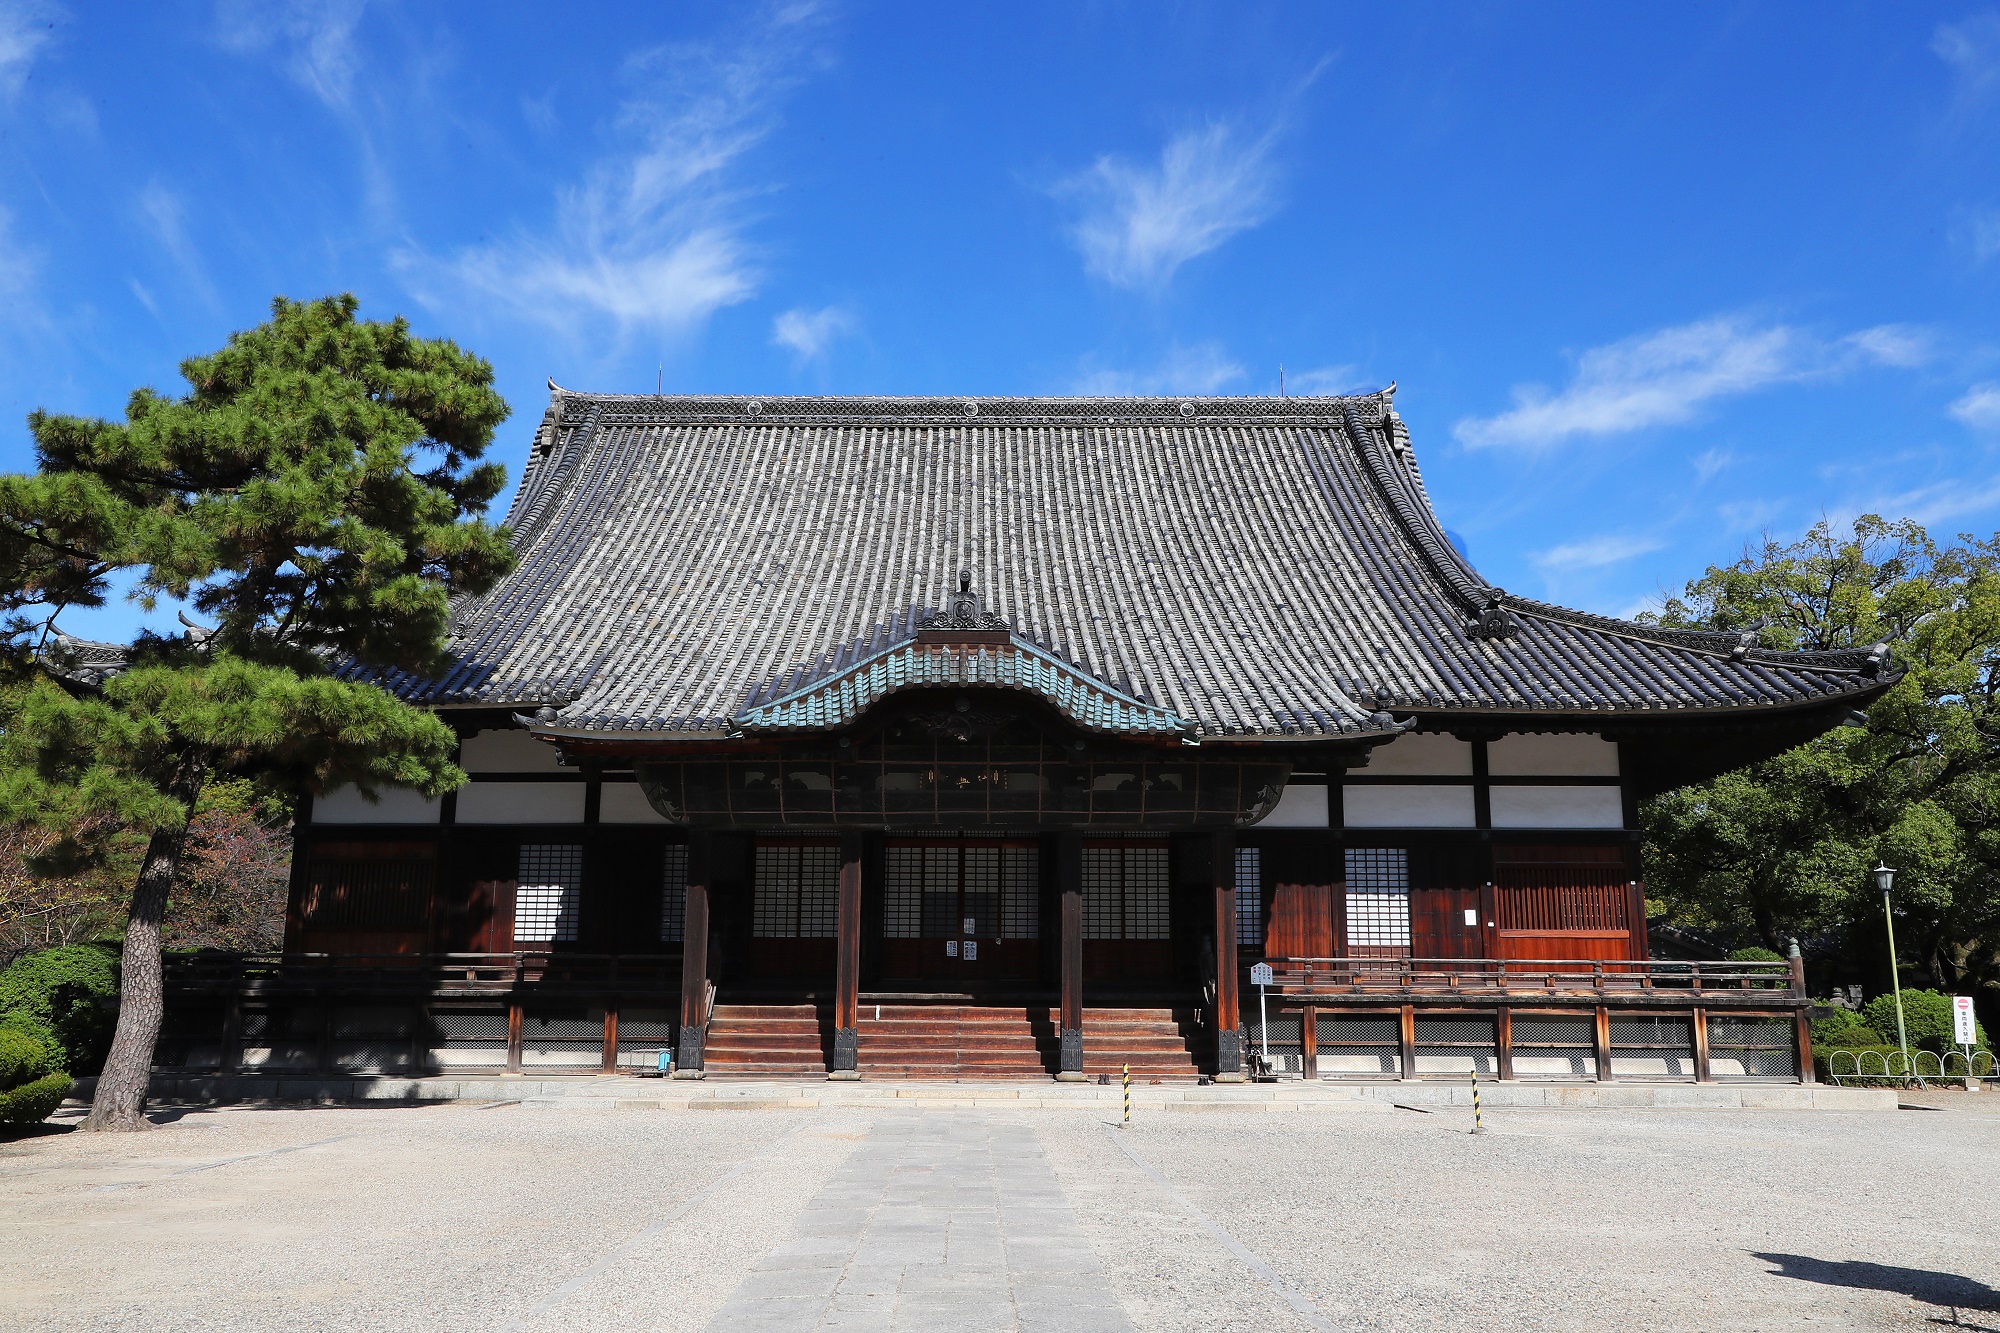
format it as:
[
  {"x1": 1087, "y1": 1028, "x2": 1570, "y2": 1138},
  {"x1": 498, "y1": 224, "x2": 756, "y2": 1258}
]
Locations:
[{"x1": 1, "y1": 1097, "x2": 1994, "y2": 1332}]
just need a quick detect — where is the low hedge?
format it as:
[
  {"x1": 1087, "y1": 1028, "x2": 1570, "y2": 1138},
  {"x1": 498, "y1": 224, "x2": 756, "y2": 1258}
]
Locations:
[
  {"x1": 0, "y1": 1071, "x2": 72, "y2": 1126},
  {"x1": 0, "y1": 943, "x2": 118, "y2": 1075},
  {"x1": 1862, "y1": 989, "x2": 1989, "y2": 1054},
  {"x1": 0, "y1": 1024, "x2": 55, "y2": 1087}
]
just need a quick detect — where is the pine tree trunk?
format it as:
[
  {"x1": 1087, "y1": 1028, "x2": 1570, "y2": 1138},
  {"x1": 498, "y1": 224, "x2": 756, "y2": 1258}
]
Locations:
[{"x1": 82, "y1": 826, "x2": 187, "y2": 1132}]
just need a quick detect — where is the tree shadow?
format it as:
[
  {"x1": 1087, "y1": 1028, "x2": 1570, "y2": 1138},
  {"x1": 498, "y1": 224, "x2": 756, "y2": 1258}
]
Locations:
[{"x1": 1756, "y1": 1253, "x2": 2000, "y2": 1329}]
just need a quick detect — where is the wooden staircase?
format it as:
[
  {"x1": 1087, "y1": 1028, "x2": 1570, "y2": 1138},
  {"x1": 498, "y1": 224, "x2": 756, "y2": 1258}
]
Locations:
[
  {"x1": 1077, "y1": 1005, "x2": 1208, "y2": 1082},
  {"x1": 701, "y1": 1003, "x2": 828, "y2": 1078},
  {"x1": 856, "y1": 1003, "x2": 1055, "y2": 1079}
]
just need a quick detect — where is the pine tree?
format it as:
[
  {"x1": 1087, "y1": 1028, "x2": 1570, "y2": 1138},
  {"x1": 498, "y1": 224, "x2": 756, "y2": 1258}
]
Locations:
[{"x1": 0, "y1": 295, "x2": 515, "y2": 1129}]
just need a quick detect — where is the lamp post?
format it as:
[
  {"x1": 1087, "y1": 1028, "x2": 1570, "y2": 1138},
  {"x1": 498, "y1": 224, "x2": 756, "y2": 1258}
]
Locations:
[{"x1": 1873, "y1": 863, "x2": 1912, "y2": 1075}]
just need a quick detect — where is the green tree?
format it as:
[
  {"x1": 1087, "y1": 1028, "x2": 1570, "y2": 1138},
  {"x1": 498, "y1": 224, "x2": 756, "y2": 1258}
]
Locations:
[
  {"x1": 0, "y1": 295, "x2": 514, "y2": 1129},
  {"x1": 1640, "y1": 517, "x2": 2000, "y2": 1003}
]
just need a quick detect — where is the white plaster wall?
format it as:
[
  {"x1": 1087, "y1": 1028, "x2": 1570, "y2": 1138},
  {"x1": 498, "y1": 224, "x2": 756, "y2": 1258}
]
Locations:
[
  {"x1": 1487, "y1": 732, "x2": 1620, "y2": 776},
  {"x1": 312, "y1": 784, "x2": 441, "y2": 825},
  {"x1": 1360, "y1": 731, "x2": 1474, "y2": 776},
  {"x1": 1489, "y1": 785, "x2": 1625, "y2": 829},
  {"x1": 599, "y1": 782, "x2": 671, "y2": 824},
  {"x1": 1259, "y1": 783, "x2": 1328, "y2": 828},
  {"x1": 455, "y1": 781, "x2": 586, "y2": 825},
  {"x1": 459, "y1": 728, "x2": 564, "y2": 774},
  {"x1": 1342, "y1": 785, "x2": 1477, "y2": 828}
]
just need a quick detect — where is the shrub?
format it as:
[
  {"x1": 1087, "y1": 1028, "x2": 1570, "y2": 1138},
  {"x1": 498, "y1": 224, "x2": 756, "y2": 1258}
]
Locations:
[
  {"x1": 1815, "y1": 1044, "x2": 1917, "y2": 1086},
  {"x1": 1728, "y1": 946, "x2": 1785, "y2": 963},
  {"x1": 0, "y1": 1023, "x2": 54, "y2": 1086},
  {"x1": 1862, "y1": 989, "x2": 1989, "y2": 1053},
  {"x1": 1809, "y1": 1007, "x2": 1882, "y2": 1050},
  {"x1": 0, "y1": 1071, "x2": 72, "y2": 1125},
  {"x1": 0, "y1": 943, "x2": 119, "y2": 1074}
]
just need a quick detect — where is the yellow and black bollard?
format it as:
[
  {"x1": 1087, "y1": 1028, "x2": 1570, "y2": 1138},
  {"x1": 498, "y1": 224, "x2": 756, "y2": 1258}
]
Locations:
[
  {"x1": 1470, "y1": 1063, "x2": 1485, "y2": 1134},
  {"x1": 1122, "y1": 1063, "x2": 1131, "y2": 1127}
]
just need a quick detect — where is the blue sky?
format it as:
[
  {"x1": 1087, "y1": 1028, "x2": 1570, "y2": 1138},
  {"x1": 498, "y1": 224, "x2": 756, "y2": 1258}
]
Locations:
[{"x1": 5, "y1": 2, "x2": 2000, "y2": 641}]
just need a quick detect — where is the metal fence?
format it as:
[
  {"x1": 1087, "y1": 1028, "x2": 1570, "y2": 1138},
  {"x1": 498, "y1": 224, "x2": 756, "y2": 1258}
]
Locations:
[{"x1": 1826, "y1": 1047, "x2": 1996, "y2": 1086}]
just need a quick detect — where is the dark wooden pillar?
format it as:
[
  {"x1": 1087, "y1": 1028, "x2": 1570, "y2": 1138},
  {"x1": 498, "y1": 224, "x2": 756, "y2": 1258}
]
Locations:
[
  {"x1": 1056, "y1": 832, "x2": 1085, "y2": 1080},
  {"x1": 1691, "y1": 1006, "x2": 1712, "y2": 1083},
  {"x1": 676, "y1": 832, "x2": 712, "y2": 1076},
  {"x1": 1212, "y1": 829, "x2": 1245, "y2": 1081},
  {"x1": 505, "y1": 1001, "x2": 523, "y2": 1075},
  {"x1": 1299, "y1": 1004, "x2": 1318, "y2": 1080},
  {"x1": 831, "y1": 832, "x2": 863, "y2": 1078},
  {"x1": 1398, "y1": 1003, "x2": 1417, "y2": 1081},
  {"x1": 600, "y1": 1006, "x2": 619, "y2": 1075},
  {"x1": 1593, "y1": 1004, "x2": 1614, "y2": 1083},
  {"x1": 1495, "y1": 1006, "x2": 1514, "y2": 1082},
  {"x1": 1795, "y1": 1010, "x2": 1816, "y2": 1084}
]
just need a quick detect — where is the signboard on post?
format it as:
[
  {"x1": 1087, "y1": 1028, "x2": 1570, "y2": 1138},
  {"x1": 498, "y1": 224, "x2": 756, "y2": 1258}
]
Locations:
[
  {"x1": 1954, "y1": 995, "x2": 1978, "y2": 1047},
  {"x1": 1250, "y1": 962, "x2": 1273, "y2": 987},
  {"x1": 1249, "y1": 963, "x2": 1274, "y2": 1075}
]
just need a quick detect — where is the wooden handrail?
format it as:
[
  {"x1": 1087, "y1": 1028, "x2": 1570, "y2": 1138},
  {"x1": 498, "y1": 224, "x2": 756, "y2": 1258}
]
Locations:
[{"x1": 1251, "y1": 956, "x2": 1800, "y2": 998}]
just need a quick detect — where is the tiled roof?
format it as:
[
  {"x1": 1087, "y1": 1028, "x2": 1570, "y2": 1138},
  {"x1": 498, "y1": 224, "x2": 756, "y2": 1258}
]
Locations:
[{"x1": 364, "y1": 388, "x2": 1894, "y2": 739}]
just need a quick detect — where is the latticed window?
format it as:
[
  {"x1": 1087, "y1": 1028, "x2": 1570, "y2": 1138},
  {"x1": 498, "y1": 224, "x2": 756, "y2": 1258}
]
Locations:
[
  {"x1": 1344, "y1": 847, "x2": 1411, "y2": 950},
  {"x1": 658, "y1": 843, "x2": 688, "y2": 944},
  {"x1": 753, "y1": 842, "x2": 840, "y2": 938},
  {"x1": 1083, "y1": 841, "x2": 1170, "y2": 941},
  {"x1": 300, "y1": 849, "x2": 433, "y2": 930},
  {"x1": 883, "y1": 840, "x2": 1037, "y2": 939},
  {"x1": 515, "y1": 845, "x2": 583, "y2": 944},
  {"x1": 1234, "y1": 846, "x2": 1262, "y2": 947}
]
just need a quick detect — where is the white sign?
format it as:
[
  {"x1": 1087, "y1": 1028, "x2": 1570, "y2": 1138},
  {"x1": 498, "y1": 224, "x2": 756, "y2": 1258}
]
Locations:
[
  {"x1": 1250, "y1": 962, "x2": 1274, "y2": 987},
  {"x1": 1955, "y1": 995, "x2": 1978, "y2": 1046},
  {"x1": 945, "y1": 940, "x2": 958, "y2": 958},
  {"x1": 963, "y1": 940, "x2": 978, "y2": 961},
  {"x1": 963, "y1": 917, "x2": 976, "y2": 934}
]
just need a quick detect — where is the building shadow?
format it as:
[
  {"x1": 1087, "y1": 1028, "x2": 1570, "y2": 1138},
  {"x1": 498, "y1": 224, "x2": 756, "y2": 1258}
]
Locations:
[{"x1": 1755, "y1": 1253, "x2": 2000, "y2": 1329}]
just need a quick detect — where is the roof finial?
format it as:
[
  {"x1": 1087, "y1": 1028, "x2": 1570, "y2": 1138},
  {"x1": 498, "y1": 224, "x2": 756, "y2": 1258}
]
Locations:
[{"x1": 958, "y1": 568, "x2": 973, "y2": 594}]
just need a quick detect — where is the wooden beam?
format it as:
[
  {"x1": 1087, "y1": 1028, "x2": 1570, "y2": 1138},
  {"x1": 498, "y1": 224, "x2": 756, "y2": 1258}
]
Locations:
[
  {"x1": 1398, "y1": 1003, "x2": 1416, "y2": 1080},
  {"x1": 1056, "y1": 832, "x2": 1085, "y2": 1079},
  {"x1": 1495, "y1": 1006, "x2": 1513, "y2": 1082},
  {"x1": 1300, "y1": 1003, "x2": 1318, "y2": 1081},
  {"x1": 600, "y1": 1006, "x2": 619, "y2": 1075},
  {"x1": 1593, "y1": 1004, "x2": 1614, "y2": 1083},
  {"x1": 831, "y1": 832, "x2": 863, "y2": 1077},
  {"x1": 505, "y1": 1000, "x2": 523, "y2": 1075},
  {"x1": 676, "y1": 832, "x2": 712, "y2": 1076},
  {"x1": 1212, "y1": 829, "x2": 1245, "y2": 1081},
  {"x1": 1691, "y1": 1005, "x2": 1711, "y2": 1084},
  {"x1": 1795, "y1": 1009, "x2": 1816, "y2": 1085}
]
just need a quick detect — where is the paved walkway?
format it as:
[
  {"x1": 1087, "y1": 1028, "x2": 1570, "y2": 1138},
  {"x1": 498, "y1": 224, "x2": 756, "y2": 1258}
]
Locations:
[{"x1": 705, "y1": 1116, "x2": 1132, "y2": 1332}]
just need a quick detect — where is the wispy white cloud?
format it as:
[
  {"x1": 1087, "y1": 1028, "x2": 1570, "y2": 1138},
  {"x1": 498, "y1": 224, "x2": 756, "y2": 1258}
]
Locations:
[
  {"x1": 1953, "y1": 206, "x2": 2000, "y2": 266},
  {"x1": 1531, "y1": 532, "x2": 1666, "y2": 576},
  {"x1": 1057, "y1": 120, "x2": 1282, "y2": 290},
  {"x1": 1718, "y1": 498, "x2": 1783, "y2": 533},
  {"x1": 1071, "y1": 341, "x2": 1246, "y2": 396},
  {"x1": 772, "y1": 304, "x2": 856, "y2": 362},
  {"x1": 1692, "y1": 446, "x2": 1734, "y2": 484},
  {"x1": 1858, "y1": 474, "x2": 2000, "y2": 528},
  {"x1": 136, "y1": 181, "x2": 217, "y2": 307},
  {"x1": 0, "y1": 0, "x2": 53, "y2": 102},
  {"x1": 1285, "y1": 363, "x2": 1370, "y2": 395},
  {"x1": 1935, "y1": 13, "x2": 2000, "y2": 110},
  {"x1": 1949, "y1": 382, "x2": 2000, "y2": 431},
  {"x1": 215, "y1": 0, "x2": 366, "y2": 109},
  {"x1": 1455, "y1": 316, "x2": 1934, "y2": 450},
  {"x1": 403, "y1": 5, "x2": 823, "y2": 350}
]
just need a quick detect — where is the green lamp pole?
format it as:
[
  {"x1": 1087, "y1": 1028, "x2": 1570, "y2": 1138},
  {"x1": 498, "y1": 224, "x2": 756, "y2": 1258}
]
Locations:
[{"x1": 1873, "y1": 863, "x2": 1912, "y2": 1075}]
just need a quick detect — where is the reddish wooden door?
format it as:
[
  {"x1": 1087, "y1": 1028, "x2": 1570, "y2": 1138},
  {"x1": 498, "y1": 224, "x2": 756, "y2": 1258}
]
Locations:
[
  {"x1": 1266, "y1": 884, "x2": 1335, "y2": 958},
  {"x1": 1411, "y1": 886, "x2": 1483, "y2": 959},
  {"x1": 1492, "y1": 843, "x2": 1638, "y2": 962}
]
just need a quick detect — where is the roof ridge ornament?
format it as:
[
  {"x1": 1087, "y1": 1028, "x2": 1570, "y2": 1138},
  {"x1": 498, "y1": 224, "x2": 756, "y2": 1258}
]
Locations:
[
  {"x1": 1468, "y1": 589, "x2": 1519, "y2": 641},
  {"x1": 920, "y1": 568, "x2": 1009, "y2": 632}
]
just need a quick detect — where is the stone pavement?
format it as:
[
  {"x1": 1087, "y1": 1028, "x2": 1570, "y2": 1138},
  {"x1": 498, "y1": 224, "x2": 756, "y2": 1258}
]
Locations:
[{"x1": 705, "y1": 1117, "x2": 1131, "y2": 1332}]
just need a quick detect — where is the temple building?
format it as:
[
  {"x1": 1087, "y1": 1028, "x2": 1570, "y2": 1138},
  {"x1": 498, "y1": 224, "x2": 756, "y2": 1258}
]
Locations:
[{"x1": 162, "y1": 389, "x2": 1896, "y2": 1085}]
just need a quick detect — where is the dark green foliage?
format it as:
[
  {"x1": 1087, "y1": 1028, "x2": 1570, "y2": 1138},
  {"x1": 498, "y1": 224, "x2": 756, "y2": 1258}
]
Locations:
[
  {"x1": 0, "y1": 943, "x2": 116, "y2": 1073},
  {"x1": 1808, "y1": 1007, "x2": 1883, "y2": 1050},
  {"x1": 1728, "y1": 946, "x2": 1785, "y2": 963},
  {"x1": 0, "y1": 1022, "x2": 54, "y2": 1084},
  {"x1": 1862, "y1": 988, "x2": 1989, "y2": 1052},
  {"x1": 1641, "y1": 517, "x2": 2000, "y2": 1005},
  {"x1": 0, "y1": 1071, "x2": 71, "y2": 1125}
]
